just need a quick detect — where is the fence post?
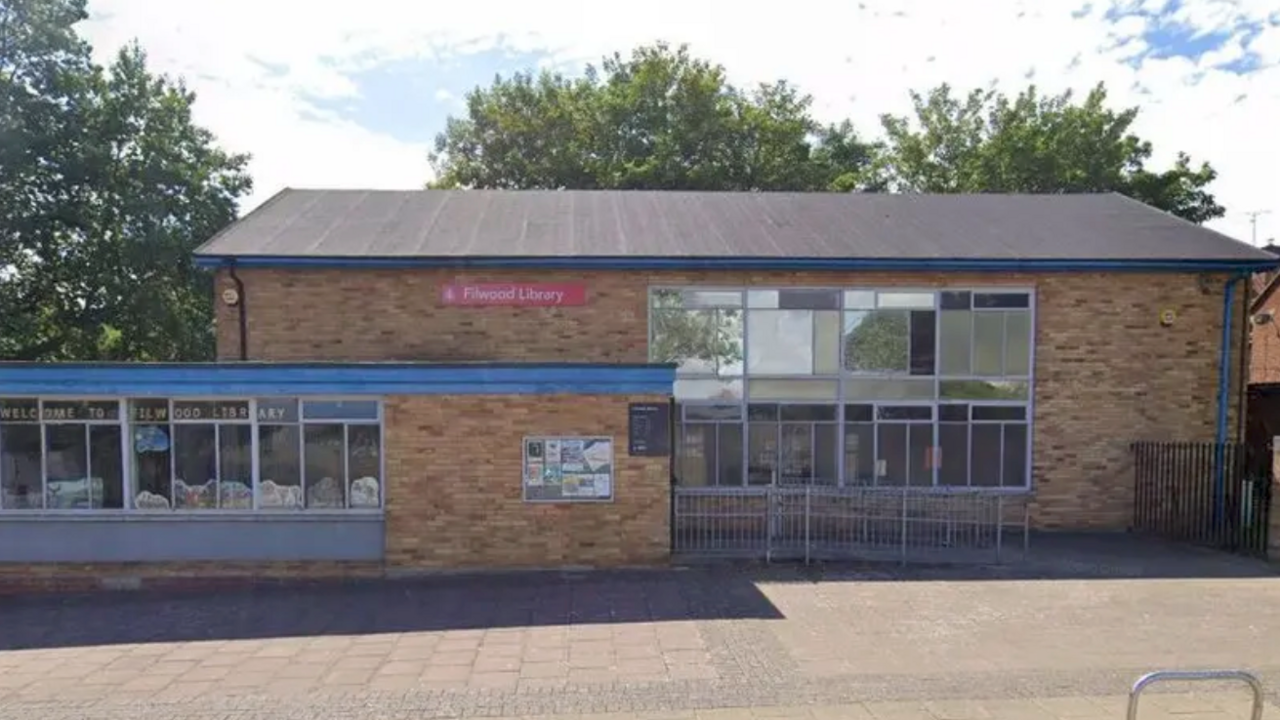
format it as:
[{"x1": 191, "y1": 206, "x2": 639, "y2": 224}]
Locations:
[
  {"x1": 996, "y1": 494, "x2": 1004, "y2": 564},
  {"x1": 766, "y1": 487, "x2": 774, "y2": 564},
  {"x1": 899, "y1": 487, "x2": 908, "y2": 567},
  {"x1": 804, "y1": 485, "x2": 812, "y2": 566}
]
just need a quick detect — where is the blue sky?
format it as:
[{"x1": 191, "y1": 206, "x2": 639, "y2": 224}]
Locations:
[{"x1": 82, "y1": 0, "x2": 1278, "y2": 242}]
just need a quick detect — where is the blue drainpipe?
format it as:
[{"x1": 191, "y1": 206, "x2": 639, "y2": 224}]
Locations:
[{"x1": 1214, "y1": 273, "x2": 1247, "y2": 524}]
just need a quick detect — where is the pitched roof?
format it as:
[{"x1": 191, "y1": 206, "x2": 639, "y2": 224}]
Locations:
[{"x1": 195, "y1": 189, "x2": 1277, "y2": 269}]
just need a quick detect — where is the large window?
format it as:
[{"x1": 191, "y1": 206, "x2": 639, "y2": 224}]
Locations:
[
  {"x1": 0, "y1": 398, "x2": 382, "y2": 512},
  {"x1": 655, "y1": 287, "x2": 1034, "y2": 489}
]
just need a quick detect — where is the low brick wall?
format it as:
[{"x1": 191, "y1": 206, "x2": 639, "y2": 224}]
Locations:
[{"x1": 383, "y1": 394, "x2": 672, "y2": 570}]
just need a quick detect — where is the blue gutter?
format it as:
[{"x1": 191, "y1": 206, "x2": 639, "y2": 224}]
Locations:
[
  {"x1": 1214, "y1": 274, "x2": 1248, "y2": 525},
  {"x1": 0, "y1": 362, "x2": 677, "y2": 397},
  {"x1": 192, "y1": 255, "x2": 1280, "y2": 273}
]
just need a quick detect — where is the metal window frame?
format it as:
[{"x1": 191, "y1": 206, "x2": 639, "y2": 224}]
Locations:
[
  {"x1": 0, "y1": 396, "x2": 385, "y2": 516},
  {"x1": 654, "y1": 285, "x2": 1038, "y2": 493}
]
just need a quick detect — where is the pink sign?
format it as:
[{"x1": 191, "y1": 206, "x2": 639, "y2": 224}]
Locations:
[{"x1": 440, "y1": 282, "x2": 588, "y2": 307}]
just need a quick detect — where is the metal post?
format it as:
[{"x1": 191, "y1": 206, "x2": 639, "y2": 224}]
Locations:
[
  {"x1": 996, "y1": 494, "x2": 1004, "y2": 563},
  {"x1": 899, "y1": 487, "x2": 908, "y2": 567},
  {"x1": 804, "y1": 485, "x2": 812, "y2": 566},
  {"x1": 1127, "y1": 669, "x2": 1263, "y2": 720}
]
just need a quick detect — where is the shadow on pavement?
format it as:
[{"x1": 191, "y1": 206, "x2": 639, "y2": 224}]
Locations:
[{"x1": 0, "y1": 532, "x2": 1275, "y2": 651}]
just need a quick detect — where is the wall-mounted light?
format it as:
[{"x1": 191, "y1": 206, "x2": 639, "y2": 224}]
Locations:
[
  {"x1": 221, "y1": 288, "x2": 241, "y2": 307},
  {"x1": 1159, "y1": 309, "x2": 1177, "y2": 327}
]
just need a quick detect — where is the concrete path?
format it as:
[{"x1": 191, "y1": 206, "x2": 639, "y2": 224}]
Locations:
[{"x1": 2, "y1": 541, "x2": 1280, "y2": 719}]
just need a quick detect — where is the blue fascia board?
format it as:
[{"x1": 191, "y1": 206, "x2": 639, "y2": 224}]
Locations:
[
  {"x1": 193, "y1": 254, "x2": 1280, "y2": 273},
  {"x1": 0, "y1": 363, "x2": 676, "y2": 397}
]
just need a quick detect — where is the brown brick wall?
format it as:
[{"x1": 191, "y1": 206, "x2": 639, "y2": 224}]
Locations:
[
  {"x1": 1250, "y1": 282, "x2": 1280, "y2": 384},
  {"x1": 383, "y1": 393, "x2": 670, "y2": 570},
  {"x1": 216, "y1": 268, "x2": 1244, "y2": 531}
]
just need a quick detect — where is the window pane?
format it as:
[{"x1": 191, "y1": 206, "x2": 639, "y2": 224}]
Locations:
[
  {"x1": 843, "y1": 290, "x2": 876, "y2": 309},
  {"x1": 305, "y1": 424, "x2": 346, "y2": 508},
  {"x1": 780, "y1": 404, "x2": 837, "y2": 422},
  {"x1": 747, "y1": 290, "x2": 779, "y2": 308},
  {"x1": 44, "y1": 424, "x2": 88, "y2": 509},
  {"x1": 747, "y1": 422, "x2": 778, "y2": 485},
  {"x1": 974, "y1": 292, "x2": 1030, "y2": 309},
  {"x1": 877, "y1": 406, "x2": 933, "y2": 421},
  {"x1": 1, "y1": 425, "x2": 42, "y2": 509},
  {"x1": 674, "y1": 378, "x2": 743, "y2": 401},
  {"x1": 844, "y1": 404, "x2": 874, "y2": 422},
  {"x1": 90, "y1": 425, "x2": 124, "y2": 509},
  {"x1": 1002, "y1": 424, "x2": 1029, "y2": 487},
  {"x1": 130, "y1": 399, "x2": 170, "y2": 423},
  {"x1": 0, "y1": 399, "x2": 39, "y2": 423},
  {"x1": 972, "y1": 406, "x2": 1027, "y2": 421},
  {"x1": 877, "y1": 423, "x2": 907, "y2": 485},
  {"x1": 940, "y1": 291, "x2": 971, "y2": 310},
  {"x1": 256, "y1": 398, "x2": 299, "y2": 423},
  {"x1": 844, "y1": 310, "x2": 909, "y2": 372},
  {"x1": 680, "y1": 289, "x2": 742, "y2": 308},
  {"x1": 908, "y1": 422, "x2": 933, "y2": 487},
  {"x1": 685, "y1": 404, "x2": 742, "y2": 421},
  {"x1": 173, "y1": 425, "x2": 217, "y2": 510},
  {"x1": 813, "y1": 311, "x2": 841, "y2": 374},
  {"x1": 43, "y1": 400, "x2": 120, "y2": 422},
  {"x1": 939, "y1": 423, "x2": 969, "y2": 486},
  {"x1": 843, "y1": 378, "x2": 935, "y2": 400},
  {"x1": 779, "y1": 424, "x2": 813, "y2": 484},
  {"x1": 348, "y1": 425, "x2": 382, "y2": 507},
  {"x1": 970, "y1": 425, "x2": 1002, "y2": 487},
  {"x1": 939, "y1": 404, "x2": 969, "y2": 422},
  {"x1": 302, "y1": 401, "x2": 379, "y2": 421},
  {"x1": 877, "y1": 292, "x2": 935, "y2": 309},
  {"x1": 1005, "y1": 311, "x2": 1032, "y2": 376},
  {"x1": 939, "y1": 310, "x2": 972, "y2": 375},
  {"x1": 940, "y1": 380, "x2": 1028, "y2": 400},
  {"x1": 814, "y1": 424, "x2": 838, "y2": 485},
  {"x1": 747, "y1": 379, "x2": 838, "y2": 400},
  {"x1": 259, "y1": 425, "x2": 302, "y2": 508},
  {"x1": 717, "y1": 423, "x2": 744, "y2": 486},
  {"x1": 778, "y1": 289, "x2": 840, "y2": 310},
  {"x1": 843, "y1": 423, "x2": 875, "y2": 485},
  {"x1": 909, "y1": 310, "x2": 937, "y2": 376},
  {"x1": 748, "y1": 310, "x2": 813, "y2": 374},
  {"x1": 677, "y1": 424, "x2": 714, "y2": 487},
  {"x1": 973, "y1": 312, "x2": 1005, "y2": 376},
  {"x1": 748, "y1": 403, "x2": 779, "y2": 421},
  {"x1": 132, "y1": 424, "x2": 173, "y2": 509},
  {"x1": 650, "y1": 289, "x2": 682, "y2": 309},
  {"x1": 173, "y1": 400, "x2": 251, "y2": 422},
  {"x1": 219, "y1": 425, "x2": 253, "y2": 509},
  {"x1": 652, "y1": 308, "x2": 744, "y2": 376}
]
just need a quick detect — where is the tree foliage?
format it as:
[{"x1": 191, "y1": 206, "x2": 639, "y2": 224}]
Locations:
[
  {"x1": 429, "y1": 43, "x2": 882, "y2": 192},
  {"x1": 877, "y1": 83, "x2": 1224, "y2": 223},
  {"x1": 432, "y1": 45, "x2": 1223, "y2": 225},
  {"x1": 0, "y1": 0, "x2": 251, "y2": 361}
]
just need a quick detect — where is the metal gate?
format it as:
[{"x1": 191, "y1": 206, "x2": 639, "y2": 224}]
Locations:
[
  {"x1": 671, "y1": 486, "x2": 1030, "y2": 565},
  {"x1": 1131, "y1": 441, "x2": 1273, "y2": 558}
]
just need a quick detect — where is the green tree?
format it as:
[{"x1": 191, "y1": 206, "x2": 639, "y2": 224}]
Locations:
[
  {"x1": 648, "y1": 291, "x2": 743, "y2": 375},
  {"x1": 844, "y1": 311, "x2": 908, "y2": 372},
  {"x1": 877, "y1": 83, "x2": 1223, "y2": 223},
  {"x1": 429, "y1": 42, "x2": 881, "y2": 192},
  {"x1": 0, "y1": 0, "x2": 250, "y2": 361}
]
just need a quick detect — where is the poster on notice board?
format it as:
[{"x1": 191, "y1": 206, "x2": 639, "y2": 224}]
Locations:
[{"x1": 523, "y1": 436, "x2": 614, "y2": 502}]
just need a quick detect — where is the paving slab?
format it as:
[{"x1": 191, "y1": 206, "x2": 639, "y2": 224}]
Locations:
[{"x1": 2, "y1": 543, "x2": 1280, "y2": 719}]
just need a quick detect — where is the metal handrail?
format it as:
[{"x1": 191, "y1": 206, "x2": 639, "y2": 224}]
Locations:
[{"x1": 1127, "y1": 670, "x2": 1264, "y2": 720}]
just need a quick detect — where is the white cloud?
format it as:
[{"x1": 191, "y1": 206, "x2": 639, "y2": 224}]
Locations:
[{"x1": 82, "y1": 0, "x2": 1280, "y2": 243}]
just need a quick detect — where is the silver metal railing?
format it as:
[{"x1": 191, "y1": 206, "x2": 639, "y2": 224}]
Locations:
[
  {"x1": 1127, "y1": 670, "x2": 1264, "y2": 720},
  {"x1": 672, "y1": 485, "x2": 1031, "y2": 565}
]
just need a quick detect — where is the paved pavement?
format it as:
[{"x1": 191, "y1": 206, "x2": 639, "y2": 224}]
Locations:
[{"x1": 3, "y1": 536, "x2": 1280, "y2": 719}]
